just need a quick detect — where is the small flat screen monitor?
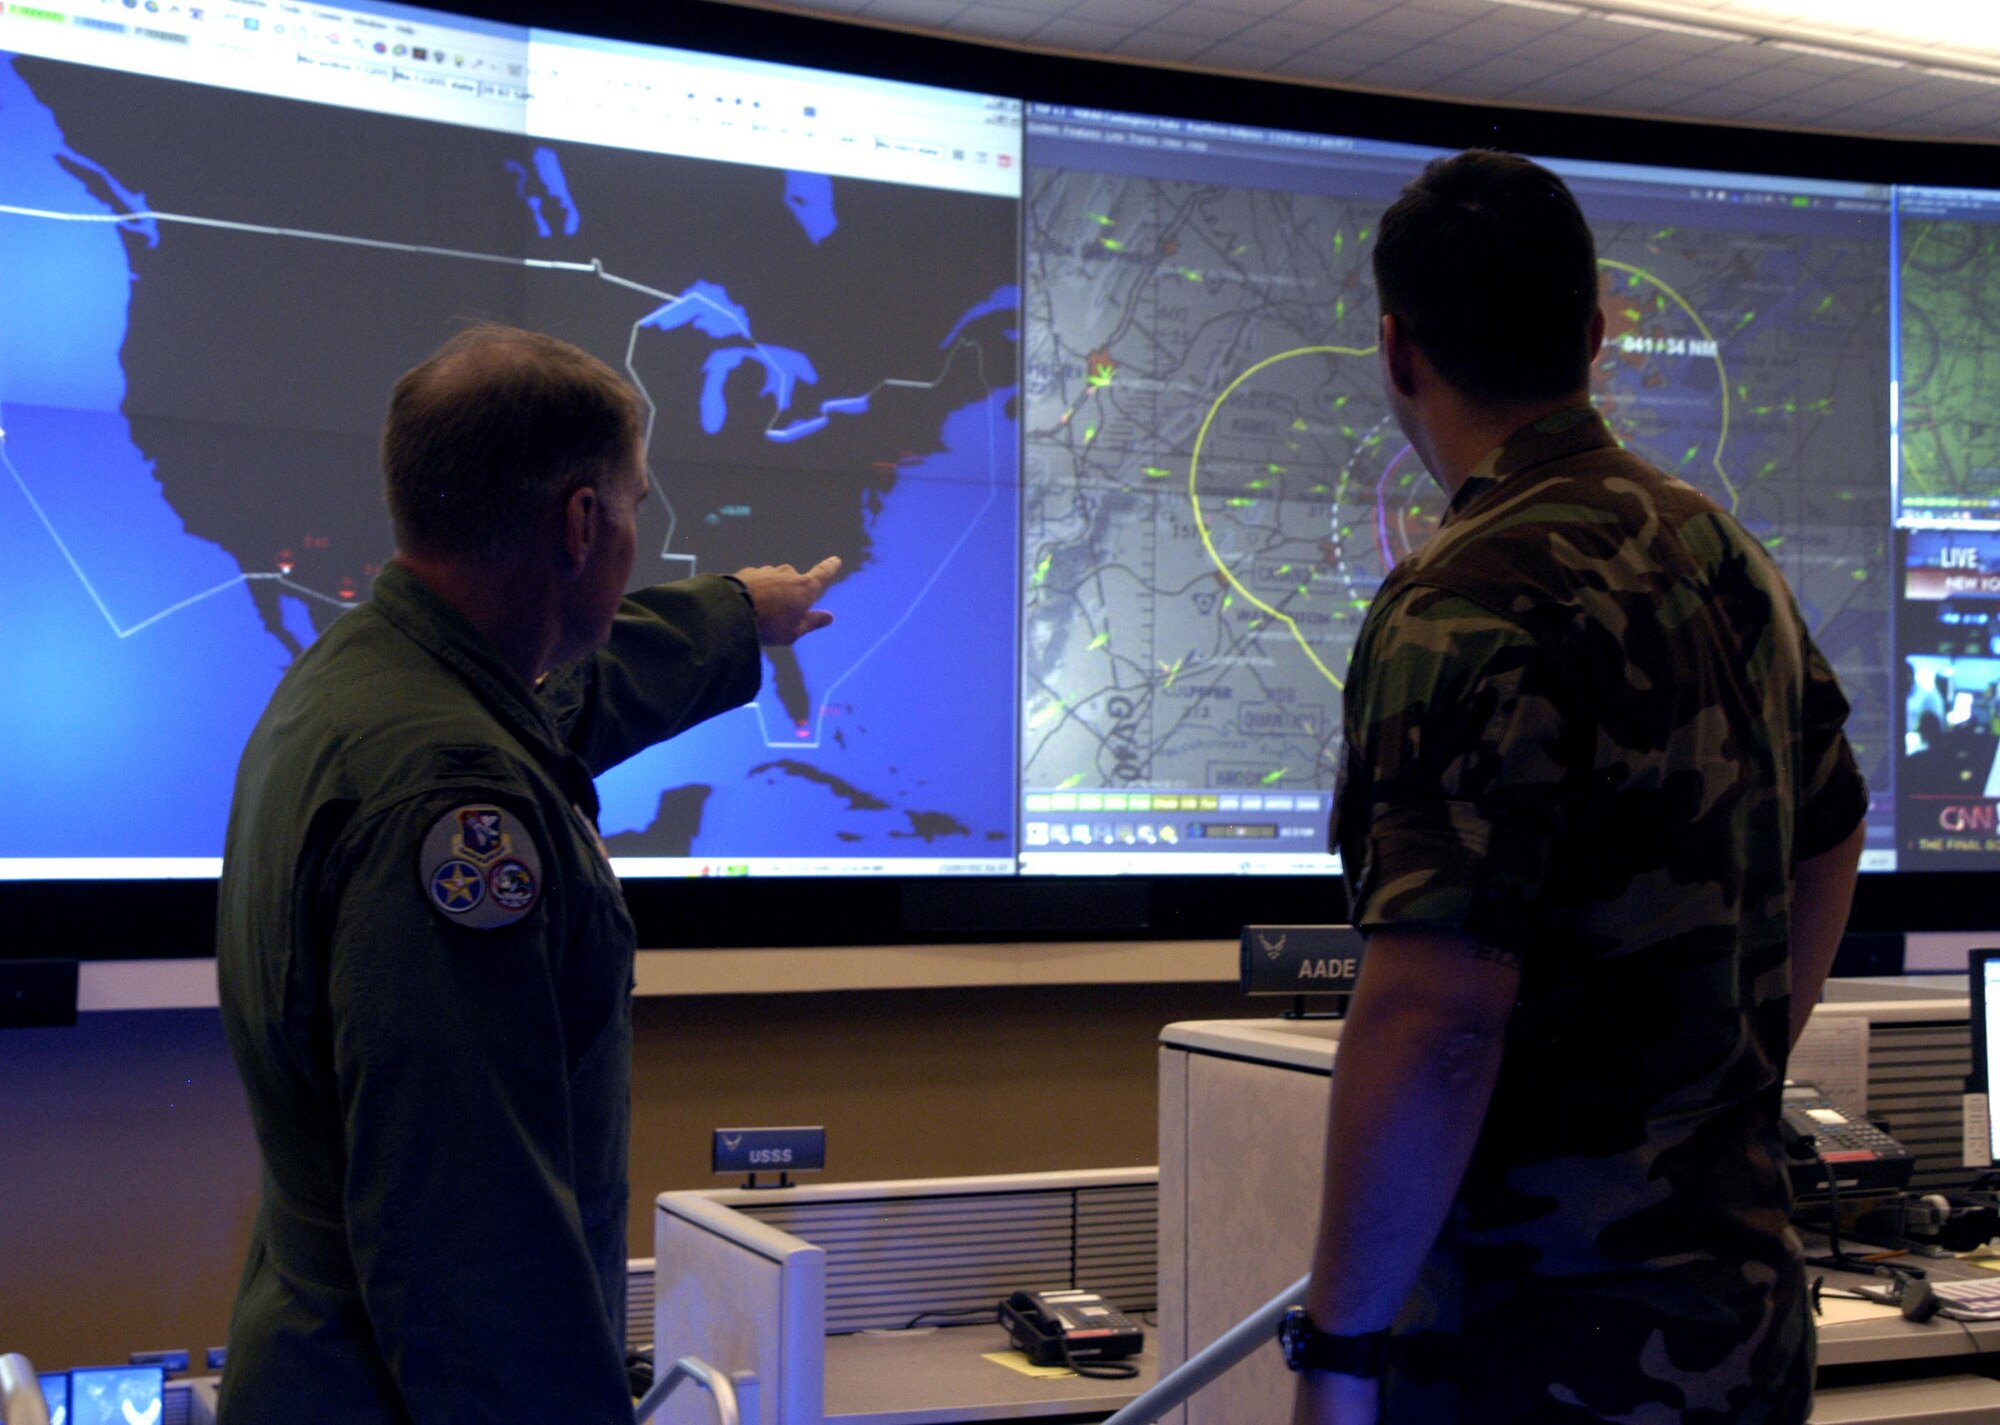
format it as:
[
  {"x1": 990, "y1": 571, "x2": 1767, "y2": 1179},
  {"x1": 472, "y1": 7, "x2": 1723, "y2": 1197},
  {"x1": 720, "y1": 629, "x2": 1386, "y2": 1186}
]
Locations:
[
  {"x1": 63, "y1": 1366, "x2": 162, "y2": 1425},
  {"x1": 36, "y1": 1373, "x2": 69, "y2": 1425},
  {"x1": 1969, "y1": 949, "x2": 2000, "y2": 1165}
]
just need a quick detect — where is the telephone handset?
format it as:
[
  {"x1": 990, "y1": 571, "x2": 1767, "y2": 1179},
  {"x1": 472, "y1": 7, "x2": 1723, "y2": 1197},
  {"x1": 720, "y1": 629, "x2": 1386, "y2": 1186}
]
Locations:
[{"x1": 999, "y1": 1289, "x2": 1144, "y2": 1377}]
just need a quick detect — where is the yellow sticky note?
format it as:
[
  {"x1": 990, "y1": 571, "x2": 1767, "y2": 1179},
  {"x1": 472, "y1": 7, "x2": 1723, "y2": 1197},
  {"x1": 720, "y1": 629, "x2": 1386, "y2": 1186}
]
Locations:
[{"x1": 981, "y1": 1350, "x2": 1076, "y2": 1380}]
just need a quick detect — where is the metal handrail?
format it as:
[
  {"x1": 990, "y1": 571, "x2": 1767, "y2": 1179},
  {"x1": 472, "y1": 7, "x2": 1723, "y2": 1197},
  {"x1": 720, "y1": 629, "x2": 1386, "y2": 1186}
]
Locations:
[
  {"x1": 0, "y1": 1354, "x2": 50, "y2": 1425},
  {"x1": 1102, "y1": 1273, "x2": 1310, "y2": 1425},
  {"x1": 632, "y1": 1354, "x2": 742, "y2": 1425}
]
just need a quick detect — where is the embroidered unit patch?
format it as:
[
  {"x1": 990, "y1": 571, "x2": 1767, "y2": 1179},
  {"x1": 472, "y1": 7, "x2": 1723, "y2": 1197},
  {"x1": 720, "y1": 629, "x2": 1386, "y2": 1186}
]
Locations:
[{"x1": 420, "y1": 803, "x2": 542, "y2": 928}]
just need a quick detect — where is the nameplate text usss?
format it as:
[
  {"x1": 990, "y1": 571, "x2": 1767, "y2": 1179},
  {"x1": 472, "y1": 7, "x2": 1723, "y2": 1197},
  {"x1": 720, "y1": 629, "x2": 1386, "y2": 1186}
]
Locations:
[{"x1": 713, "y1": 1125, "x2": 827, "y2": 1175}]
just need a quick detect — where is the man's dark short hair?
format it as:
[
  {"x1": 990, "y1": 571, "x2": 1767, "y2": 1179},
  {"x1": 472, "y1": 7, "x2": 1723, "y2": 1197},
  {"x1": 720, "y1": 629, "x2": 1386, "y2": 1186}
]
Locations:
[
  {"x1": 1373, "y1": 150, "x2": 1599, "y2": 407},
  {"x1": 384, "y1": 324, "x2": 645, "y2": 558}
]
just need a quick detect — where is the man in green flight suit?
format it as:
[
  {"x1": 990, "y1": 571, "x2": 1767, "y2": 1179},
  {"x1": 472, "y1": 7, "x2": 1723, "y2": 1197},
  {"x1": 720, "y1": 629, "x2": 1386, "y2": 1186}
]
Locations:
[
  {"x1": 215, "y1": 325, "x2": 838, "y2": 1422},
  {"x1": 1281, "y1": 154, "x2": 1869, "y2": 1422}
]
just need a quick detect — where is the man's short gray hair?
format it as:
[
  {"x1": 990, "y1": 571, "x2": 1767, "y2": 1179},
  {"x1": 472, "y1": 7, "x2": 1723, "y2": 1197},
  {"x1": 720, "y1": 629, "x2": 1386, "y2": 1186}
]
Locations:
[{"x1": 383, "y1": 324, "x2": 644, "y2": 559}]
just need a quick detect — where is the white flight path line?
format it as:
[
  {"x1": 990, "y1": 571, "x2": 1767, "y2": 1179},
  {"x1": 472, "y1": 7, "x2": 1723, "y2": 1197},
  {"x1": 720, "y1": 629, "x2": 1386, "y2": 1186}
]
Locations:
[
  {"x1": 742, "y1": 342, "x2": 1006, "y2": 751},
  {"x1": 0, "y1": 423, "x2": 354, "y2": 638},
  {"x1": 0, "y1": 200, "x2": 1015, "y2": 750},
  {"x1": 0, "y1": 200, "x2": 603, "y2": 272}
]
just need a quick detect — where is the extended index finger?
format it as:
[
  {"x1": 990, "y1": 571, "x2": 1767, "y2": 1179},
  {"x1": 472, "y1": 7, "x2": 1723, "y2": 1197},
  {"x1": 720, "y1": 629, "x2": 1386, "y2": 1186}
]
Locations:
[{"x1": 804, "y1": 554, "x2": 842, "y2": 592}]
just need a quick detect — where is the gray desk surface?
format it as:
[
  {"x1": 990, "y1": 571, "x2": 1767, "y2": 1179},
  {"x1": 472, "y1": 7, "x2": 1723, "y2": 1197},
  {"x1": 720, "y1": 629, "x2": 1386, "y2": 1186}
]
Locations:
[
  {"x1": 825, "y1": 1323, "x2": 1153, "y2": 1425},
  {"x1": 814, "y1": 1301, "x2": 1998, "y2": 1423},
  {"x1": 1815, "y1": 1249, "x2": 2000, "y2": 1368}
]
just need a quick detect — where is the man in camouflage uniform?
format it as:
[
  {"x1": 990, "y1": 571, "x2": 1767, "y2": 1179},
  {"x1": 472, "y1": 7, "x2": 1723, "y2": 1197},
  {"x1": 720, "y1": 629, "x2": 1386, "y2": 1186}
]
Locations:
[{"x1": 1286, "y1": 153, "x2": 1869, "y2": 1423}]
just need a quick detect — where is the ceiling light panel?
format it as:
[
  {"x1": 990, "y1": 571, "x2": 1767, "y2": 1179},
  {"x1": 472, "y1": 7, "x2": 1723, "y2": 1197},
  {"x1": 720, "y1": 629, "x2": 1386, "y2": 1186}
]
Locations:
[{"x1": 1553, "y1": 0, "x2": 2000, "y2": 62}]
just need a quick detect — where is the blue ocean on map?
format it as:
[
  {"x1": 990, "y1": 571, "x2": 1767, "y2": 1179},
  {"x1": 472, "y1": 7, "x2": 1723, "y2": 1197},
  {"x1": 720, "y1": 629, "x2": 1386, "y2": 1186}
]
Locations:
[
  {"x1": 0, "y1": 55, "x2": 285, "y2": 857},
  {"x1": 595, "y1": 385, "x2": 1020, "y2": 858},
  {"x1": 1, "y1": 58, "x2": 1015, "y2": 865}
]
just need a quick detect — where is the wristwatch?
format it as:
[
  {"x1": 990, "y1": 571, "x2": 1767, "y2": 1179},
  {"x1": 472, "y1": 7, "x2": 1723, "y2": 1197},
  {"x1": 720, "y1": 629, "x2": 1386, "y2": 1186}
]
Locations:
[{"x1": 1276, "y1": 1306, "x2": 1391, "y2": 1378}]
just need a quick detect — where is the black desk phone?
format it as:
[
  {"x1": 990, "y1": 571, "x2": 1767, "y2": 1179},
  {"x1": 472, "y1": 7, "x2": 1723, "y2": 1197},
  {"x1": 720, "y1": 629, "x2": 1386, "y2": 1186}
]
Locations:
[
  {"x1": 1781, "y1": 1081, "x2": 1917, "y2": 1198},
  {"x1": 1000, "y1": 1289, "x2": 1145, "y2": 1367}
]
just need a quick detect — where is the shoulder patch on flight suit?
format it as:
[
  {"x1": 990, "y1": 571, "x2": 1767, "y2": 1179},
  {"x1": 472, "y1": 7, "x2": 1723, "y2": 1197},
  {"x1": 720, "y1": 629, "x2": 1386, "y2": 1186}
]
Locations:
[{"x1": 419, "y1": 803, "x2": 543, "y2": 929}]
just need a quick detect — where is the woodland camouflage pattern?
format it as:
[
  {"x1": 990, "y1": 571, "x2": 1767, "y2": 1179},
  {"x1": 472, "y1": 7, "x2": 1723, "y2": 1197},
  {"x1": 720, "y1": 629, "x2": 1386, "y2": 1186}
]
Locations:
[{"x1": 1334, "y1": 405, "x2": 1868, "y2": 1423}]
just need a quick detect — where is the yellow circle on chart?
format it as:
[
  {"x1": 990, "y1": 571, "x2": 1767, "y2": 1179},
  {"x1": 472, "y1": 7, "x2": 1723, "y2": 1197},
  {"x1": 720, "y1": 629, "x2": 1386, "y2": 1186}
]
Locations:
[{"x1": 1186, "y1": 344, "x2": 1376, "y2": 693}]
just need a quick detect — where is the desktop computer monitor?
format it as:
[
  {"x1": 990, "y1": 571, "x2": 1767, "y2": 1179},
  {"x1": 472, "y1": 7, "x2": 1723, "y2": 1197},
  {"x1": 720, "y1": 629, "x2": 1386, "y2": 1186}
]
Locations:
[
  {"x1": 62, "y1": 1366, "x2": 160, "y2": 1425},
  {"x1": 34, "y1": 1373, "x2": 67, "y2": 1425},
  {"x1": 1967, "y1": 949, "x2": 2000, "y2": 1166}
]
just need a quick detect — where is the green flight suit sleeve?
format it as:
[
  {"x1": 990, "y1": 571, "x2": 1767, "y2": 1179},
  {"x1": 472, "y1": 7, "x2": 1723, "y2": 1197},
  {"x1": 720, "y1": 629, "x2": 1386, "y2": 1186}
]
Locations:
[
  {"x1": 322, "y1": 782, "x2": 634, "y2": 1424},
  {"x1": 541, "y1": 575, "x2": 761, "y2": 776}
]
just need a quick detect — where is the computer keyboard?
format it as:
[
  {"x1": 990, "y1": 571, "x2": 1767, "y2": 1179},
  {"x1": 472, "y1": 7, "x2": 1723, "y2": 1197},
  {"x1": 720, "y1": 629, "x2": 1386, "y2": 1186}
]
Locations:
[{"x1": 1925, "y1": 1275, "x2": 2000, "y2": 1319}]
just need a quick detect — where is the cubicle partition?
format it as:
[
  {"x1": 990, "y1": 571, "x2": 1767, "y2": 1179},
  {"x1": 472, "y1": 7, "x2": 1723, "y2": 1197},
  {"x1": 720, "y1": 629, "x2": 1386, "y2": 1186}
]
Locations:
[
  {"x1": 1156, "y1": 981, "x2": 2000, "y2": 1425},
  {"x1": 654, "y1": 1169, "x2": 1158, "y2": 1425}
]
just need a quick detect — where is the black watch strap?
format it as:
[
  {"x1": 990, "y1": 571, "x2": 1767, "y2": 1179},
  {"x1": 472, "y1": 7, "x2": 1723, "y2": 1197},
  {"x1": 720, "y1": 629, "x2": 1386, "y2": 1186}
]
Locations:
[{"x1": 1277, "y1": 1306, "x2": 1391, "y2": 1378}]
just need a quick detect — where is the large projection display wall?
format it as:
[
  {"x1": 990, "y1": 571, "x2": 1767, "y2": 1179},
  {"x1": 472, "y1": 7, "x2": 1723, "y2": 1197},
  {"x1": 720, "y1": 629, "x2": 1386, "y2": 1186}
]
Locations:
[
  {"x1": 0, "y1": 4, "x2": 1023, "y2": 879},
  {"x1": 0, "y1": 0, "x2": 1989, "y2": 891},
  {"x1": 1020, "y1": 109, "x2": 1891, "y2": 874}
]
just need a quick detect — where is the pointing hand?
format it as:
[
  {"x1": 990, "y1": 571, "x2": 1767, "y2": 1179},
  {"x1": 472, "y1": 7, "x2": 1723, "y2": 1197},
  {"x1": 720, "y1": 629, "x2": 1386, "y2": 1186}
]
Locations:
[{"x1": 732, "y1": 556, "x2": 841, "y2": 646}]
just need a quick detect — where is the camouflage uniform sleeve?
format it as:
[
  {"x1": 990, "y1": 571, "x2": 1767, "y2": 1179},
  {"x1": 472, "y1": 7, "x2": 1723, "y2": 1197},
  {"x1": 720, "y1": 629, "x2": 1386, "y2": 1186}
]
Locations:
[
  {"x1": 1342, "y1": 584, "x2": 1578, "y2": 962},
  {"x1": 1794, "y1": 635, "x2": 1868, "y2": 861}
]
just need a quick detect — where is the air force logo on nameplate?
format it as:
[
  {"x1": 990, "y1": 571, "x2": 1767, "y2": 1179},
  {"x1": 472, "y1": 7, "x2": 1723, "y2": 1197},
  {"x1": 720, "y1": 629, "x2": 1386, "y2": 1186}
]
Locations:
[
  {"x1": 1240, "y1": 925, "x2": 1366, "y2": 995},
  {"x1": 420, "y1": 803, "x2": 542, "y2": 929}
]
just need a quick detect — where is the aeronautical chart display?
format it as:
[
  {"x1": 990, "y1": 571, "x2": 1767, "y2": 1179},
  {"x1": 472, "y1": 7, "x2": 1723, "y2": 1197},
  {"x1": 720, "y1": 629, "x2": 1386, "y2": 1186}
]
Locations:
[{"x1": 1021, "y1": 118, "x2": 1894, "y2": 868}]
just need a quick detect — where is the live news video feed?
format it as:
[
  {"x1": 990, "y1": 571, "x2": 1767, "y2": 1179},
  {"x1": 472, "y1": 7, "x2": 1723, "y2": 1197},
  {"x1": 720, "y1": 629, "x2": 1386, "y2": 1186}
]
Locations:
[{"x1": 1901, "y1": 530, "x2": 2000, "y2": 865}]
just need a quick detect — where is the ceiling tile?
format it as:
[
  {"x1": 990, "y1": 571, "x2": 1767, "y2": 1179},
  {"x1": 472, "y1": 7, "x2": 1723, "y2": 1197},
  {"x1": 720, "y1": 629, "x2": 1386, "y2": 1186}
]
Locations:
[
  {"x1": 1347, "y1": 50, "x2": 1456, "y2": 85},
  {"x1": 1305, "y1": 27, "x2": 1426, "y2": 66},
  {"x1": 1800, "y1": 75, "x2": 1907, "y2": 106},
  {"x1": 1062, "y1": 0, "x2": 1167, "y2": 23},
  {"x1": 1344, "y1": 8, "x2": 1469, "y2": 42},
  {"x1": 1645, "y1": 56, "x2": 1780, "y2": 93},
  {"x1": 1395, "y1": 0, "x2": 1486, "y2": 15},
  {"x1": 1740, "y1": 61, "x2": 1852, "y2": 97},
  {"x1": 1448, "y1": 53, "x2": 1545, "y2": 85},
  {"x1": 1280, "y1": 0, "x2": 1401, "y2": 23},
  {"x1": 1917, "y1": 94, "x2": 2000, "y2": 123},
  {"x1": 948, "y1": 6, "x2": 1067, "y2": 40},
  {"x1": 1267, "y1": 49, "x2": 1363, "y2": 80},
  {"x1": 1388, "y1": 40, "x2": 1498, "y2": 74},
  {"x1": 1828, "y1": 99, "x2": 1938, "y2": 131},
  {"x1": 1148, "y1": 6, "x2": 1258, "y2": 39},
  {"x1": 1605, "y1": 75, "x2": 1713, "y2": 108},
  {"x1": 1188, "y1": 37, "x2": 1299, "y2": 69},
  {"x1": 1029, "y1": 15, "x2": 1145, "y2": 49},
  {"x1": 1761, "y1": 49, "x2": 1872, "y2": 82},
  {"x1": 1105, "y1": 29, "x2": 1227, "y2": 61},
  {"x1": 1428, "y1": 12, "x2": 1555, "y2": 51},
  {"x1": 1178, "y1": 0, "x2": 1296, "y2": 13},
  {"x1": 1285, "y1": 39, "x2": 1379, "y2": 73},
  {"x1": 1733, "y1": 92, "x2": 1838, "y2": 121},
  {"x1": 1681, "y1": 94, "x2": 1775, "y2": 121},
  {"x1": 855, "y1": 0, "x2": 969, "y2": 24},
  {"x1": 1234, "y1": 14, "x2": 1336, "y2": 49},
  {"x1": 1583, "y1": 42, "x2": 1673, "y2": 75},
  {"x1": 1521, "y1": 30, "x2": 1629, "y2": 64}
]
